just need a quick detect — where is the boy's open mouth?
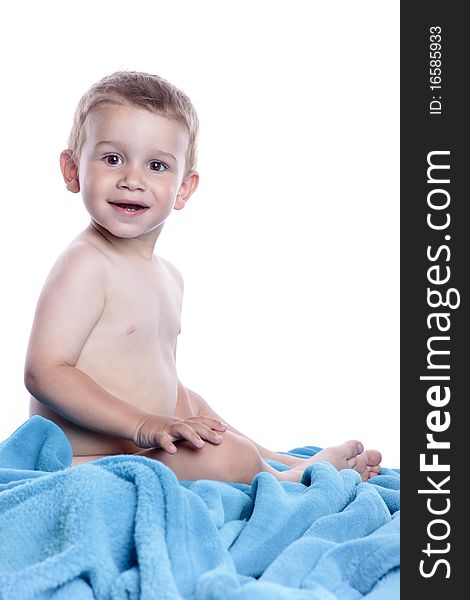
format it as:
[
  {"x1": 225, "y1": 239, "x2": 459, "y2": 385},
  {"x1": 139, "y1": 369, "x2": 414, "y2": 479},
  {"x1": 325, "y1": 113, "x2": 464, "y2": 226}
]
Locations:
[{"x1": 109, "y1": 201, "x2": 149, "y2": 214}]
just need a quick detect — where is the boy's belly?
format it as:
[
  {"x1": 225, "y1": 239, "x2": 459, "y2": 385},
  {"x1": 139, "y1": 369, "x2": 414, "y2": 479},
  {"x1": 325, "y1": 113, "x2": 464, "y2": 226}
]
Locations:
[
  {"x1": 29, "y1": 359, "x2": 179, "y2": 458},
  {"x1": 30, "y1": 396, "x2": 144, "y2": 456}
]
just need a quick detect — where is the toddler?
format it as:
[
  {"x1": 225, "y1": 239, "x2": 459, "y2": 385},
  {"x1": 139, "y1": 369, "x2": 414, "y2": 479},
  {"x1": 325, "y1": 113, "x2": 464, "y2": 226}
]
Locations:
[{"x1": 25, "y1": 71, "x2": 381, "y2": 483}]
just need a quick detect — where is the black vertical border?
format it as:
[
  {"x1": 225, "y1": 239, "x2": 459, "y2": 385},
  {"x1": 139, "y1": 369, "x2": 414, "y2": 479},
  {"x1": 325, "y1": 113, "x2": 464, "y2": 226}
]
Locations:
[{"x1": 401, "y1": 2, "x2": 467, "y2": 596}]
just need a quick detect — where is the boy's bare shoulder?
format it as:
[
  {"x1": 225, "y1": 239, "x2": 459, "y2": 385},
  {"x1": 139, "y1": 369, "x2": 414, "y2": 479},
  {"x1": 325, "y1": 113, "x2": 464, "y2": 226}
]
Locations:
[
  {"x1": 46, "y1": 235, "x2": 112, "y2": 287},
  {"x1": 159, "y1": 256, "x2": 184, "y2": 290}
]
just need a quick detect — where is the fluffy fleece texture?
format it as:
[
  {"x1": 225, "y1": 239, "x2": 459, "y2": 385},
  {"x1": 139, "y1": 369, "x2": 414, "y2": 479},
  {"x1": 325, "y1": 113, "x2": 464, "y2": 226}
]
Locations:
[{"x1": 0, "y1": 417, "x2": 399, "y2": 599}]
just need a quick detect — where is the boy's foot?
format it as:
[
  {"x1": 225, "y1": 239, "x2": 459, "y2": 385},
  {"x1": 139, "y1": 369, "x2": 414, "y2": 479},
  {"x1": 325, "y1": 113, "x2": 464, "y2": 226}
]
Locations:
[{"x1": 284, "y1": 440, "x2": 381, "y2": 482}]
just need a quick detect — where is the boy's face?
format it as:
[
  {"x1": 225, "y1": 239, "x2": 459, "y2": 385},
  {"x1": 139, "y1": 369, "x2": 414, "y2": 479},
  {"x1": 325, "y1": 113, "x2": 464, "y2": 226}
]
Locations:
[{"x1": 62, "y1": 103, "x2": 197, "y2": 242}]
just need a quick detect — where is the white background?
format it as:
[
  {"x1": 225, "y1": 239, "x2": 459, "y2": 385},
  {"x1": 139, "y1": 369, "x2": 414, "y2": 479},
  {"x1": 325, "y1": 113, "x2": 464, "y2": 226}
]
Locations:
[{"x1": 0, "y1": 1, "x2": 400, "y2": 467}]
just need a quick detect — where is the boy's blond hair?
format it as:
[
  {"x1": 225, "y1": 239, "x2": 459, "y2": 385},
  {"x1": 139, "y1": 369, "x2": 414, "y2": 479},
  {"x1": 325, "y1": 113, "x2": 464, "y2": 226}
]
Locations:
[{"x1": 67, "y1": 71, "x2": 199, "y2": 175}]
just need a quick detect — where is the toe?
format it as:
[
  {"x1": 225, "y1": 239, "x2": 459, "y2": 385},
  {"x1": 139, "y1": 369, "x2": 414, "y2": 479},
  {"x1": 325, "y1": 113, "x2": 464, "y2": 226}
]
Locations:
[
  {"x1": 352, "y1": 453, "x2": 369, "y2": 480},
  {"x1": 343, "y1": 440, "x2": 364, "y2": 460},
  {"x1": 365, "y1": 449, "x2": 382, "y2": 467}
]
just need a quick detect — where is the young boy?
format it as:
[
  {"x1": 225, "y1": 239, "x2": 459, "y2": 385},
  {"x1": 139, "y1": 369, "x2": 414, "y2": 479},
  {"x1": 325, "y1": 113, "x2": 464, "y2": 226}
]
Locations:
[{"x1": 25, "y1": 71, "x2": 381, "y2": 484}]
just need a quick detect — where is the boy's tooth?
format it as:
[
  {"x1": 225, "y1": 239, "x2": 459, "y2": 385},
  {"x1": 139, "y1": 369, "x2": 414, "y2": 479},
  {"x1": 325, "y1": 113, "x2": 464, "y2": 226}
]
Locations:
[{"x1": 112, "y1": 202, "x2": 146, "y2": 210}]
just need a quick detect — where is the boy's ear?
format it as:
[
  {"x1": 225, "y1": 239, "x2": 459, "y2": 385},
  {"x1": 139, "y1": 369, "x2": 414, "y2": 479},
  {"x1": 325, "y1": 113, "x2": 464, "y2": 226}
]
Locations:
[
  {"x1": 60, "y1": 150, "x2": 80, "y2": 193},
  {"x1": 174, "y1": 171, "x2": 199, "y2": 210}
]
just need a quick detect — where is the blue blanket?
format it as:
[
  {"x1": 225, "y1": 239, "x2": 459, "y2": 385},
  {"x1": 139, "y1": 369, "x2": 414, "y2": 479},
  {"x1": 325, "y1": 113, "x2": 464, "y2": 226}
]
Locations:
[{"x1": 0, "y1": 417, "x2": 399, "y2": 599}]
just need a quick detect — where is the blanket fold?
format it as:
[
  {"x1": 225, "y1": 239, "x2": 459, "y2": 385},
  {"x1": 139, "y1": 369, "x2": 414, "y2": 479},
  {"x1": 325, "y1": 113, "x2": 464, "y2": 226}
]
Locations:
[{"x1": 0, "y1": 417, "x2": 399, "y2": 599}]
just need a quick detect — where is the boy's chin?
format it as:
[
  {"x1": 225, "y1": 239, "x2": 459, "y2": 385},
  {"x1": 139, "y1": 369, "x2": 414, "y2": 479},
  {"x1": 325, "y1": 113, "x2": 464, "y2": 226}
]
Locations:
[{"x1": 90, "y1": 219, "x2": 163, "y2": 241}]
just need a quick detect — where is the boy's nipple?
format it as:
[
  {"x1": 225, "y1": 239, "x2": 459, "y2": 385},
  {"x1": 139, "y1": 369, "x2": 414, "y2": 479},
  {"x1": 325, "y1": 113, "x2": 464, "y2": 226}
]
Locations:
[{"x1": 126, "y1": 324, "x2": 137, "y2": 335}]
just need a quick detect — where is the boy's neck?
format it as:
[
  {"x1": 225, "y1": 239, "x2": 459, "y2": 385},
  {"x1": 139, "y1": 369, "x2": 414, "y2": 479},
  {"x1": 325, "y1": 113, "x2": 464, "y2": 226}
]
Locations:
[{"x1": 87, "y1": 221, "x2": 161, "y2": 260}]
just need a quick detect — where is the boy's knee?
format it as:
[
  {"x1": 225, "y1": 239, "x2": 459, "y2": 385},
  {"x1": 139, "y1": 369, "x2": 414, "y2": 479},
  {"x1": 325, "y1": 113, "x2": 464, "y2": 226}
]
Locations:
[
  {"x1": 144, "y1": 430, "x2": 264, "y2": 483},
  {"x1": 219, "y1": 431, "x2": 264, "y2": 483}
]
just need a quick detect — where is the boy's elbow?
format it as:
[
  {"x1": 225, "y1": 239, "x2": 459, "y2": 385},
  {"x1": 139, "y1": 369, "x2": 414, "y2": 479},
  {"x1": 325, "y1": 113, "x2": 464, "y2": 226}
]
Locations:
[
  {"x1": 24, "y1": 364, "x2": 43, "y2": 396},
  {"x1": 25, "y1": 359, "x2": 72, "y2": 393},
  {"x1": 24, "y1": 361, "x2": 57, "y2": 396}
]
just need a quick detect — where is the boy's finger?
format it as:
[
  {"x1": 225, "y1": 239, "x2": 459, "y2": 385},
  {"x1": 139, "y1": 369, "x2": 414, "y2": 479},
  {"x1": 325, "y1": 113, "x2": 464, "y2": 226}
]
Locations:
[
  {"x1": 190, "y1": 423, "x2": 224, "y2": 444},
  {"x1": 176, "y1": 423, "x2": 205, "y2": 448},
  {"x1": 193, "y1": 416, "x2": 227, "y2": 431},
  {"x1": 158, "y1": 434, "x2": 177, "y2": 454}
]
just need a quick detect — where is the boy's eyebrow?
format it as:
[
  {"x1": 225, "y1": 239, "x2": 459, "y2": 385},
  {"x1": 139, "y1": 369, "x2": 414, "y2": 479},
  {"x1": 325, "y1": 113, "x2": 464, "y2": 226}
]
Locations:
[{"x1": 94, "y1": 141, "x2": 178, "y2": 163}]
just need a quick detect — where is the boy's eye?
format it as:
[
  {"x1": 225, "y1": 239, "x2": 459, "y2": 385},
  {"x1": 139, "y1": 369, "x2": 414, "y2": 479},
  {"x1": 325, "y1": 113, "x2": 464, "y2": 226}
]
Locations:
[
  {"x1": 104, "y1": 154, "x2": 123, "y2": 166},
  {"x1": 149, "y1": 161, "x2": 167, "y2": 172}
]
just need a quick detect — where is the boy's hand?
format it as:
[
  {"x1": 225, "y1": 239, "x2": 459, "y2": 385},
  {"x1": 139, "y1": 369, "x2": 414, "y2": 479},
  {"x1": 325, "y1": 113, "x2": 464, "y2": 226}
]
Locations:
[{"x1": 133, "y1": 414, "x2": 227, "y2": 453}]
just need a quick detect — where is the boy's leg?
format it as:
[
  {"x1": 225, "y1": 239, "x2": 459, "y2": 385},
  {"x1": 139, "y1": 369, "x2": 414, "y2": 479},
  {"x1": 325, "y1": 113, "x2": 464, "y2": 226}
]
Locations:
[
  {"x1": 180, "y1": 387, "x2": 306, "y2": 468},
  {"x1": 136, "y1": 430, "x2": 381, "y2": 484},
  {"x1": 179, "y1": 388, "x2": 381, "y2": 477},
  {"x1": 137, "y1": 430, "x2": 278, "y2": 484}
]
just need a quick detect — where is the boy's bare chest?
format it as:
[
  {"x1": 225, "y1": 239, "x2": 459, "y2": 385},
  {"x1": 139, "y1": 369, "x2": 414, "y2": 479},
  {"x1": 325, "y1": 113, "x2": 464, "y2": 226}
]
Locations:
[{"x1": 89, "y1": 261, "x2": 183, "y2": 348}]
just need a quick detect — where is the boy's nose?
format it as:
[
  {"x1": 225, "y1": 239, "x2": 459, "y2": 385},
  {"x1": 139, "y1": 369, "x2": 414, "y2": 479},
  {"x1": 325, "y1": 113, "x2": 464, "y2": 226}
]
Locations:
[{"x1": 117, "y1": 167, "x2": 146, "y2": 191}]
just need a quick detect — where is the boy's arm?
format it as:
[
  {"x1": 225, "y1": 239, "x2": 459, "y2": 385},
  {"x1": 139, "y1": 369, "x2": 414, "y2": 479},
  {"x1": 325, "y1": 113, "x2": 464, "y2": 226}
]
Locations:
[
  {"x1": 25, "y1": 244, "x2": 224, "y2": 452},
  {"x1": 183, "y1": 386, "x2": 304, "y2": 468},
  {"x1": 25, "y1": 244, "x2": 150, "y2": 439}
]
